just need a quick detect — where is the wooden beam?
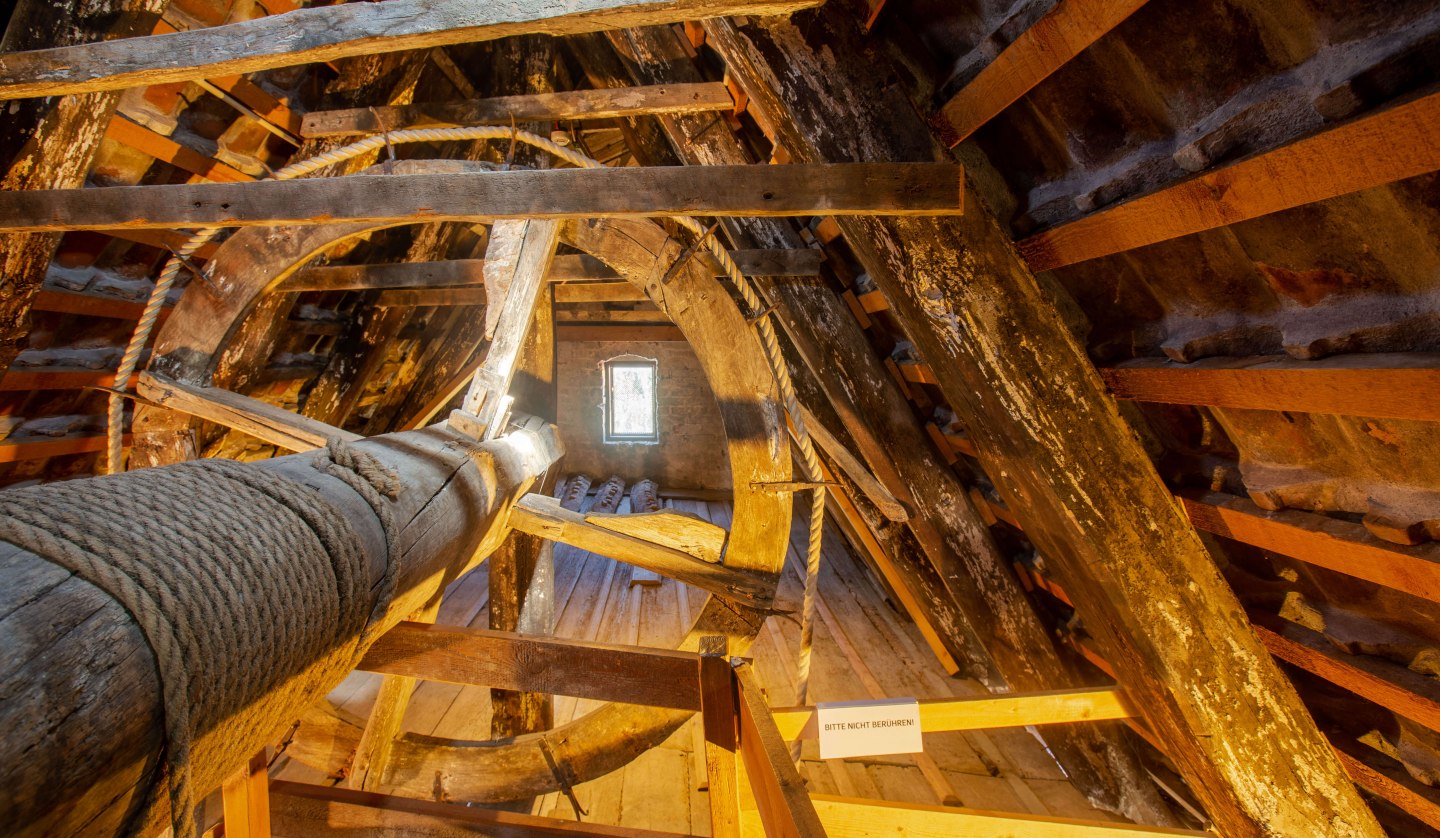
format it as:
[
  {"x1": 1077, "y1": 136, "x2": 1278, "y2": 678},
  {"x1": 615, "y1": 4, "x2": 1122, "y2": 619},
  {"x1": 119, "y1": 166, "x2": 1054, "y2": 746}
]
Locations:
[
  {"x1": 932, "y1": 0, "x2": 1151, "y2": 146},
  {"x1": 733, "y1": 661, "x2": 826, "y2": 838},
  {"x1": 0, "y1": 0, "x2": 825, "y2": 100},
  {"x1": 558, "y1": 324, "x2": 685, "y2": 342},
  {"x1": 588, "y1": 507, "x2": 728, "y2": 564},
  {"x1": 809, "y1": 795, "x2": 1211, "y2": 837},
  {"x1": 270, "y1": 781, "x2": 694, "y2": 837},
  {"x1": 1332, "y1": 740, "x2": 1440, "y2": 833},
  {"x1": 104, "y1": 115, "x2": 254, "y2": 183},
  {"x1": 793, "y1": 406, "x2": 906, "y2": 523},
  {"x1": 770, "y1": 686, "x2": 1134, "y2": 740},
  {"x1": 1183, "y1": 493, "x2": 1440, "y2": 604},
  {"x1": 303, "y1": 82, "x2": 736, "y2": 137},
  {"x1": 280, "y1": 259, "x2": 487, "y2": 292},
  {"x1": 507, "y1": 494, "x2": 772, "y2": 605},
  {"x1": 1103, "y1": 354, "x2": 1440, "y2": 422},
  {"x1": 0, "y1": 163, "x2": 965, "y2": 231},
  {"x1": 137, "y1": 371, "x2": 358, "y2": 452},
  {"x1": 356, "y1": 621, "x2": 703, "y2": 712},
  {"x1": 705, "y1": 11, "x2": 1382, "y2": 836},
  {"x1": 0, "y1": 368, "x2": 138, "y2": 392},
  {"x1": 283, "y1": 248, "x2": 823, "y2": 294},
  {"x1": 1019, "y1": 90, "x2": 1440, "y2": 272},
  {"x1": 374, "y1": 287, "x2": 486, "y2": 309},
  {"x1": 700, "y1": 644, "x2": 742, "y2": 838},
  {"x1": 31, "y1": 288, "x2": 171, "y2": 321},
  {"x1": 556, "y1": 281, "x2": 650, "y2": 304},
  {"x1": 0, "y1": 432, "x2": 127, "y2": 463},
  {"x1": 1250, "y1": 612, "x2": 1440, "y2": 731}
]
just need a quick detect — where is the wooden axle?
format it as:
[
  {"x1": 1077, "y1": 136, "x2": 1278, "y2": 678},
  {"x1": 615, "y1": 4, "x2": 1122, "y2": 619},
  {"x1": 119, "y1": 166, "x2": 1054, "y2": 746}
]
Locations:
[{"x1": 0, "y1": 421, "x2": 561, "y2": 836}]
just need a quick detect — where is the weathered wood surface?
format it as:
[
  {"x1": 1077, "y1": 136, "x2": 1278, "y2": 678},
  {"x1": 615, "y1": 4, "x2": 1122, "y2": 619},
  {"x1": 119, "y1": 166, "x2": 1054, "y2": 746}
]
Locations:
[
  {"x1": 137, "y1": 371, "x2": 360, "y2": 452},
  {"x1": 593, "y1": 22, "x2": 1168, "y2": 822},
  {"x1": 358, "y1": 622, "x2": 704, "y2": 711},
  {"x1": 280, "y1": 259, "x2": 489, "y2": 292},
  {"x1": 509, "y1": 494, "x2": 769, "y2": 604},
  {"x1": 0, "y1": 422, "x2": 559, "y2": 836},
  {"x1": 704, "y1": 9, "x2": 1382, "y2": 836},
  {"x1": 931, "y1": 0, "x2": 1151, "y2": 146},
  {"x1": 0, "y1": 0, "x2": 824, "y2": 100},
  {"x1": 1103, "y1": 353, "x2": 1440, "y2": 422},
  {"x1": 303, "y1": 82, "x2": 734, "y2": 137},
  {"x1": 349, "y1": 594, "x2": 444, "y2": 793},
  {"x1": 0, "y1": 163, "x2": 965, "y2": 231},
  {"x1": 1019, "y1": 90, "x2": 1440, "y2": 271},
  {"x1": 0, "y1": 0, "x2": 168, "y2": 371},
  {"x1": 733, "y1": 661, "x2": 827, "y2": 838},
  {"x1": 588, "y1": 505, "x2": 729, "y2": 563}
]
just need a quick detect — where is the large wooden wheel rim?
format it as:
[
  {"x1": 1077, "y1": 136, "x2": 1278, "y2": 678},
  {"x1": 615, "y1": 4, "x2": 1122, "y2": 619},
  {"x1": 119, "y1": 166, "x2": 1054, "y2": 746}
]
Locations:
[{"x1": 133, "y1": 160, "x2": 792, "y2": 802}]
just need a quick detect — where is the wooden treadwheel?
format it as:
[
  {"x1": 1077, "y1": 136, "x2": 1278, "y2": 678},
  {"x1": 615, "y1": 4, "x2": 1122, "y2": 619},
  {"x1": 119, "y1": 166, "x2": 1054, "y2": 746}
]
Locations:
[{"x1": 134, "y1": 160, "x2": 792, "y2": 802}]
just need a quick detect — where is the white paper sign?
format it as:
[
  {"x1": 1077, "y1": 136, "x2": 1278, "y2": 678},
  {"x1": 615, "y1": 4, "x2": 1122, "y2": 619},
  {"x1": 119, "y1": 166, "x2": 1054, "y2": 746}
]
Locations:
[{"x1": 816, "y1": 698, "x2": 923, "y2": 760}]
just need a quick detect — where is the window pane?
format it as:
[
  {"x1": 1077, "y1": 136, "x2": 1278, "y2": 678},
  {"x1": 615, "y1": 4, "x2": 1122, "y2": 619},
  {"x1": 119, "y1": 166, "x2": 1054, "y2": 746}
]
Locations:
[{"x1": 610, "y1": 365, "x2": 656, "y2": 436}]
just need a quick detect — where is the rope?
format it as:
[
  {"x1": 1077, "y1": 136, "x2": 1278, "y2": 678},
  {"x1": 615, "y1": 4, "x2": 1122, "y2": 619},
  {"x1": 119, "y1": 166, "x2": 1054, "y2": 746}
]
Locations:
[
  {"x1": 0, "y1": 441, "x2": 399, "y2": 836},
  {"x1": 109, "y1": 124, "x2": 827, "y2": 731}
]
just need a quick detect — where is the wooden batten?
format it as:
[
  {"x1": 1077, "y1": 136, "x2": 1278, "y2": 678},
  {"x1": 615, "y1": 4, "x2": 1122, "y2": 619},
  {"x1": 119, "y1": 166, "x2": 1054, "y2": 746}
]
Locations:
[
  {"x1": 0, "y1": 163, "x2": 965, "y2": 231},
  {"x1": 1019, "y1": 90, "x2": 1440, "y2": 271}
]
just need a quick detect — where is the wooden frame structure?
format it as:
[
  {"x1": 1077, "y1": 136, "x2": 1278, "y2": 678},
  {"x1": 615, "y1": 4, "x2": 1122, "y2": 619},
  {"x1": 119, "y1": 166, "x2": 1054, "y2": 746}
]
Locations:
[{"x1": 221, "y1": 625, "x2": 1212, "y2": 838}]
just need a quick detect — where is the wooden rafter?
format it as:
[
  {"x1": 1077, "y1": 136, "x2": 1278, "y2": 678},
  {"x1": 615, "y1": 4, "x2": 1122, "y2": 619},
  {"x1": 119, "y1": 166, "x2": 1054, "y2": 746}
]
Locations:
[{"x1": 1019, "y1": 90, "x2": 1440, "y2": 271}]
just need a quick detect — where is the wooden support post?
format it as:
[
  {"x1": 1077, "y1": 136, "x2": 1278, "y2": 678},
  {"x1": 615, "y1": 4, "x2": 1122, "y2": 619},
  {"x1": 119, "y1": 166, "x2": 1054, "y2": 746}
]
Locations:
[
  {"x1": 0, "y1": 163, "x2": 967, "y2": 232},
  {"x1": 349, "y1": 595, "x2": 443, "y2": 792},
  {"x1": 222, "y1": 751, "x2": 272, "y2": 838},
  {"x1": 733, "y1": 660, "x2": 827, "y2": 838},
  {"x1": 703, "y1": 10, "x2": 1382, "y2": 835},
  {"x1": 700, "y1": 638, "x2": 742, "y2": 838}
]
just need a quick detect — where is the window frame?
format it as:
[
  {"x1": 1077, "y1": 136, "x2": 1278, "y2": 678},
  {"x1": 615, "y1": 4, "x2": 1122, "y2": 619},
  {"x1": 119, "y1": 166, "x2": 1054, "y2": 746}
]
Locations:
[{"x1": 601, "y1": 355, "x2": 660, "y2": 445}]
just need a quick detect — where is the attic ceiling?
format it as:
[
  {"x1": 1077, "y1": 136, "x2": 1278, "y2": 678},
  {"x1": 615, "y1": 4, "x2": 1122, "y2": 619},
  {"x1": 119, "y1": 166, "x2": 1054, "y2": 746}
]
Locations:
[{"x1": 1, "y1": 0, "x2": 1438, "y2": 835}]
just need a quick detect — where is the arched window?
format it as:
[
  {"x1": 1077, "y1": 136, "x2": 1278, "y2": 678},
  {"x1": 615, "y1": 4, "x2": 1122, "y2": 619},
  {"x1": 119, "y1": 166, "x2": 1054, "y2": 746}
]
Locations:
[{"x1": 602, "y1": 355, "x2": 659, "y2": 444}]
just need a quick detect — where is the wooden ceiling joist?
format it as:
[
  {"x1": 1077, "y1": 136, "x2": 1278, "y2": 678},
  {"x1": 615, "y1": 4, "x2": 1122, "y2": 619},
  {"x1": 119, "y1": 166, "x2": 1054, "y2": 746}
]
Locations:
[
  {"x1": 1103, "y1": 354, "x2": 1440, "y2": 422},
  {"x1": 0, "y1": 163, "x2": 964, "y2": 232},
  {"x1": 302, "y1": 82, "x2": 736, "y2": 138},
  {"x1": 0, "y1": 0, "x2": 825, "y2": 100},
  {"x1": 104, "y1": 116, "x2": 254, "y2": 183},
  {"x1": 136, "y1": 371, "x2": 360, "y2": 453},
  {"x1": 1020, "y1": 90, "x2": 1440, "y2": 271},
  {"x1": 933, "y1": 0, "x2": 1152, "y2": 147}
]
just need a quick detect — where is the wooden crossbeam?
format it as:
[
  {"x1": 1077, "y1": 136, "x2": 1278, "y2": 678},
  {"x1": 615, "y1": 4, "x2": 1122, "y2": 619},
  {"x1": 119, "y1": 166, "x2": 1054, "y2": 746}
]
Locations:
[
  {"x1": 31, "y1": 288, "x2": 171, "y2": 321},
  {"x1": 733, "y1": 661, "x2": 826, "y2": 838},
  {"x1": 221, "y1": 752, "x2": 271, "y2": 838},
  {"x1": 0, "y1": 0, "x2": 824, "y2": 100},
  {"x1": 1019, "y1": 90, "x2": 1440, "y2": 271},
  {"x1": 137, "y1": 371, "x2": 358, "y2": 452},
  {"x1": 558, "y1": 324, "x2": 685, "y2": 342},
  {"x1": 1183, "y1": 493, "x2": 1440, "y2": 604},
  {"x1": 303, "y1": 82, "x2": 735, "y2": 137},
  {"x1": 356, "y1": 621, "x2": 703, "y2": 711},
  {"x1": 0, "y1": 164, "x2": 964, "y2": 232},
  {"x1": 374, "y1": 287, "x2": 486, "y2": 309},
  {"x1": 1331, "y1": 741, "x2": 1440, "y2": 833},
  {"x1": 1102, "y1": 354, "x2": 1440, "y2": 422},
  {"x1": 1250, "y1": 612, "x2": 1440, "y2": 731},
  {"x1": 0, "y1": 433, "x2": 126, "y2": 463},
  {"x1": 507, "y1": 494, "x2": 771, "y2": 605},
  {"x1": 809, "y1": 795, "x2": 1210, "y2": 837},
  {"x1": 770, "y1": 686, "x2": 1133, "y2": 740},
  {"x1": 932, "y1": 0, "x2": 1151, "y2": 147},
  {"x1": 282, "y1": 248, "x2": 823, "y2": 293},
  {"x1": 269, "y1": 781, "x2": 690, "y2": 838}
]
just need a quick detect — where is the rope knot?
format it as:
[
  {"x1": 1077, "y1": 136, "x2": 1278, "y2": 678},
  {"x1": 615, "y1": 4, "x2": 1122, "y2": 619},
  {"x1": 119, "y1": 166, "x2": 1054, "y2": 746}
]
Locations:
[{"x1": 323, "y1": 438, "x2": 401, "y2": 500}]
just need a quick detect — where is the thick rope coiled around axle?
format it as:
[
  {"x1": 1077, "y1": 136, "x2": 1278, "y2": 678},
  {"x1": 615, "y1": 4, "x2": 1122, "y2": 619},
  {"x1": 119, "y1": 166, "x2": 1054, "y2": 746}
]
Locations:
[{"x1": 0, "y1": 441, "x2": 399, "y2": 837}]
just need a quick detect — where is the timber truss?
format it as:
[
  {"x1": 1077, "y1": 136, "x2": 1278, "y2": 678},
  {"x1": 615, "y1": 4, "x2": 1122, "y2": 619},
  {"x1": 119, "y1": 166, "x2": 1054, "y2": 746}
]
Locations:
[{"x1": 1, "y1": 0, "x2": 1434, "y2": 836}]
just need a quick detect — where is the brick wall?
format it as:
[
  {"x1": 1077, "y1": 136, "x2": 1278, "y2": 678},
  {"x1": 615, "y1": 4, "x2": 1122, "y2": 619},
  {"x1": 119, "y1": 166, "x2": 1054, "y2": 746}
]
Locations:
[{"x1": 556, "y1": 340, "x2": 731, "y2": 490}]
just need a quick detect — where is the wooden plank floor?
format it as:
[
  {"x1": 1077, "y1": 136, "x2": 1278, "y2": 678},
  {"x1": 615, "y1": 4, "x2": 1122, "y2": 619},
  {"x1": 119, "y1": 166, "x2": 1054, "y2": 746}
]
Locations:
[{"x1": 275, "y1": 494, "x2": 1124, "y2": 833}]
